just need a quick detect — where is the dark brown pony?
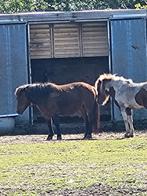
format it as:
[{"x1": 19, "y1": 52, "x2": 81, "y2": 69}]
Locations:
[{"x1": 15, "y1": 82, "x2": 99, "y2": 140}]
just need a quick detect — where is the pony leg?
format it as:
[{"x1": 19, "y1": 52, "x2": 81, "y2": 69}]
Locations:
[
  {"x1": 88, "y1": 117, "x2": 93, "y2": 139},
  {"x1": 126, "y1": 108, "x2": 134, "y2": 137},
  {"x1": 121, "y1": 108, "x2": 134, "y2": 138},
  {"x1": 92, "y1": 101, "x2": 100, "y2": 132},
  {"x1": 53, "y1": 115, "x2": 62, "y2": 140},
  {"x1": 81, "y1": 107, "x2": 92, "y2": 139},
  {"x1": 83, "y1": 114, "x2": 92, "y2": 139},
  {"x1": 46, "y1": 118, "x2": 54, "y2": 140}
]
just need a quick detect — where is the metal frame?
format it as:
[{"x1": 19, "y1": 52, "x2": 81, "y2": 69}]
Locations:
[
  {"x1": 107, "y1": 19, "x2": 115, "y2": 122},
  {"x1": 27, "y1": 23, "x2": 33, "y2": 124}
]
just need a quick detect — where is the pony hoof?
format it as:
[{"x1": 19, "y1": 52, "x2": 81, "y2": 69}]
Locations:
[
  {"x1": 46, "y1": 135, "x2": 53, "y2": 140},
  {"x1": 57, "y1": 135, "x2": 62, "y2": 140},
  {"x1": 124, "y1": 133, "x2": 134, "y2": 138}
]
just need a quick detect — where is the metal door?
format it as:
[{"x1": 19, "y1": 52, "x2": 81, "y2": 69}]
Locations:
[
  {"x1": 0, "y1": 23, "x2": 29, "y2": 121},
  {"x1": 110, "y1": 18, "x2": 147, "y2": 121}
]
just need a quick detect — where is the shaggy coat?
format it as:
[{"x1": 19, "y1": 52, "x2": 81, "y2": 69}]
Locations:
[
  {"x1": 95, "y1": 73, "x2": 147, "y2": 138},
  {"x1": 15, "y1": 82, "x2": 99, "y2": 140}
]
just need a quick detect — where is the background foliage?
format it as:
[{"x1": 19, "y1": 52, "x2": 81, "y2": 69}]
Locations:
[{"x1": 0, "y1": 0, "x2": 146, "y2": 13}]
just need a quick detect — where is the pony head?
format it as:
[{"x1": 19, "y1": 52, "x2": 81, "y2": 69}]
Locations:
[
  {"x1": 95, "y1": 74, "x2": 112, "y2": 105},
  {"x1": 15, "y1": 84, "x2": 31, "y2": 114}
]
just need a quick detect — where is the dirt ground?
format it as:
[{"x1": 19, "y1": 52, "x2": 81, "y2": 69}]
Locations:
[
  {"x1": 0, "y1": 132, "x2": 147, "y2": 196},
  {"x1": 48, "y1": 183, "x2": 147, "y2": 196},
  {"x1": 0, "y1": 131, "x2": 146, "y2": 144}
]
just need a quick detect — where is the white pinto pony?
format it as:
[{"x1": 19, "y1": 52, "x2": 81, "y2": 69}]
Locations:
[{"x1": 95, "y1": 73, "x2": 147, "y2": 138}]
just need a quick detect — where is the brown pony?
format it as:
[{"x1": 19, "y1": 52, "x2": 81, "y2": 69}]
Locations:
[{"x1": 15, "y1": 82, "x2": 99, "y2": 140}]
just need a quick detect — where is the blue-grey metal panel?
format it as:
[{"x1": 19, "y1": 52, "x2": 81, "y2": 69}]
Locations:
[
  {"x1": 0, "y1": 23, "x2": 29, "y2": 121},
  {"x1": 110, "y1": 18, "x2": 147, "y2": 121}
]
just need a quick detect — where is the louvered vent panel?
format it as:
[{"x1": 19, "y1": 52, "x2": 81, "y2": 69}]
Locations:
[
  {"x1": 29, "y1": 22, "x2": 108, "y2": 59},
  {"x1": 30, "y1": 24, "x2": 52, "y2": 59},
  {"x1": 82, "y1": 22, "x2": 108, "y2": 57},
  {"x1": 54, "y1": 24, "x2": 80, "y2": 58}
]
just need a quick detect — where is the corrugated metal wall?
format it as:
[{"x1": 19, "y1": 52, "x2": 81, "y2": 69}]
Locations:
[
  {"x1": 110, "y1": 18, "x2": 147, "y2": 121},
  {"x1": 0, "y1": 23, "x2": 29, "y2": 121},
  {"x1": 29, "y1": 22, "x2": 108, "y2": 59}
]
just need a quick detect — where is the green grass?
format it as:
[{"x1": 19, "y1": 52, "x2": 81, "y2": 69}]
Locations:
[{"x1": 0, "y1": 135, "x2": 147, "y2": 195}]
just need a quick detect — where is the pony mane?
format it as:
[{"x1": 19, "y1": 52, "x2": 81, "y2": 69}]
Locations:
[
  {"x1": 98, "y1": 73, "x2": 133, "y2": 84},
  {"x1": 15, "y1": 82, "x2": 59, "y2": 101},
  {"x1": 15, "y1": 83, "x2": 57, "y2": 96}
]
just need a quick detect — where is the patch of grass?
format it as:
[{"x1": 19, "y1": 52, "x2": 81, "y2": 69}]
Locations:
[{"x1": 0, "y1": 135, "x2": 147, "y2": 194}]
